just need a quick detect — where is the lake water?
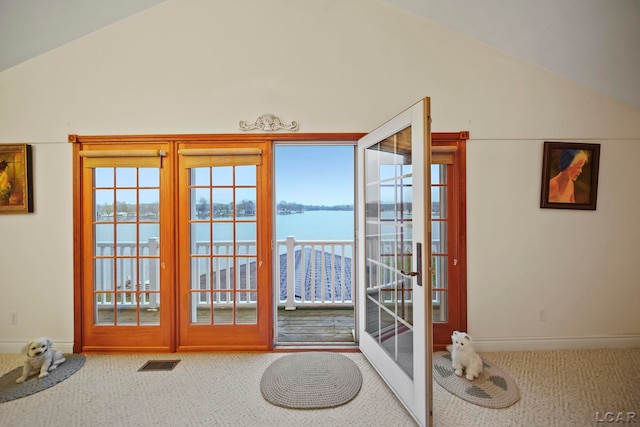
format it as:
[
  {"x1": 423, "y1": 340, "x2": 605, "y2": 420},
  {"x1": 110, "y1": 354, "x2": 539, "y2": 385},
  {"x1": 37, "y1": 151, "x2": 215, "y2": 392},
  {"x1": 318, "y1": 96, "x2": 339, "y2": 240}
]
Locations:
[
  {"x1": 276, "y1": 210, "x2": 354, "y2": 240},
  {"x1": 96, "y1": 210, "x2": 355, "y2": 243}
]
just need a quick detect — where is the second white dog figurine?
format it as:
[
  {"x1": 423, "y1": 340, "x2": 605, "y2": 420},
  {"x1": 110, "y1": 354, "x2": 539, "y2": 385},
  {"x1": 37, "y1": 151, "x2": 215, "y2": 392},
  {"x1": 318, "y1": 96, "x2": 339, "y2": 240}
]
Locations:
[
  {"x1": 448, "y1": 331, "x2": 483, "y2": 380},
  {"x1": 15, "y1": 337, "x2": 66, "y2": 384}
]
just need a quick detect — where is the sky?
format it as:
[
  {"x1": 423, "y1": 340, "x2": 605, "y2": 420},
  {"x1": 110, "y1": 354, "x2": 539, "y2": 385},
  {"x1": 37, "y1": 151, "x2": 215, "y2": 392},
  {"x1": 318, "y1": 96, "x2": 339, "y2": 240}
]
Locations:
[
  {"x1": 275, "y1": 145, "x2": 355, "y2": 206},
  {"x1": 93, "y1": 144, "x2": 356, "y2": 207}
]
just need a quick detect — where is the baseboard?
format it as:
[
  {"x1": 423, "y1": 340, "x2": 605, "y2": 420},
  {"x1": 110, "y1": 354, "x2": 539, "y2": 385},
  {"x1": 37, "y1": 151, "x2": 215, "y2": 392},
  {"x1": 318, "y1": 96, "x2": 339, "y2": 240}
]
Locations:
[
  {"x1": 473, "y1": 335, "x2": 640, "y2": 352},
  {"x1": 0, "y1": 340, "x2": 74, "y2": 354}
]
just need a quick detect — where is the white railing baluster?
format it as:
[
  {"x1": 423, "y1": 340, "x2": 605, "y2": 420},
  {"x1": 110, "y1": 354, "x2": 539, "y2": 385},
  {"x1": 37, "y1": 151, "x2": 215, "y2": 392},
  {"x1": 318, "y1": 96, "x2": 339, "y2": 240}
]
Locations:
[
  {"x1": 285, "y1": 236, "x2": 296, "y2": 310},
  {"x1": 147, "y1": 238, "x2": 159, "y2": 308},
  {"x1": 312, "y1": 244, "x2": 318, "y2": 304},
  {"x1": 299, "y1": 242, "x2": 306, "y2": 304},
  {"x1": 96, "y1": 236, "x2": 356, "y2": 311},
  {"x1": 330, "y1": 244, "x2": 336, "y2": 303},
  {"x1": 272, "y1": 237, "x2": 355, "y2": 308}
]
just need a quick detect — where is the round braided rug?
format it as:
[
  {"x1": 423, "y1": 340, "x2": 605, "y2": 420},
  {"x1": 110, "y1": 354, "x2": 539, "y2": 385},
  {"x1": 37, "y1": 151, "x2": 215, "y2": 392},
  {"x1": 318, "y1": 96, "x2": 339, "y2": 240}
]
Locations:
[
  {"x1": 433, "y1": 351, "x2": 520, "y2": 408},
  {"x1": 261, "y1": 352, "x2": 362, "y2": 409},
  {"x1": 0, "y1": 354, "x2": 86, "y2": 403}
]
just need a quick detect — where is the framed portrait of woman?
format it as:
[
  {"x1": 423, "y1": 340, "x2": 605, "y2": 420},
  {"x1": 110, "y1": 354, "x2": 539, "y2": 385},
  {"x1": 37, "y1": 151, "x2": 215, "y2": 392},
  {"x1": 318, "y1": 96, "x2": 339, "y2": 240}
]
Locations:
[
  {"x1": 0, "y1": 144, "x2": 33, "y2": 214},
  {"x1": 540, "y1": 141, "x2": 600, "y2": 210}
]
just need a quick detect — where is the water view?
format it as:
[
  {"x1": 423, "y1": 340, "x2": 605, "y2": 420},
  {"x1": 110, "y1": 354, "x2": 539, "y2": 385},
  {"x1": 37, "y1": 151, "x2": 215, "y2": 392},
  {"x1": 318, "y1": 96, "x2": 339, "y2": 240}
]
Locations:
[{"x1": 96, "y1": 210, "x2": 353, "y2": 242}]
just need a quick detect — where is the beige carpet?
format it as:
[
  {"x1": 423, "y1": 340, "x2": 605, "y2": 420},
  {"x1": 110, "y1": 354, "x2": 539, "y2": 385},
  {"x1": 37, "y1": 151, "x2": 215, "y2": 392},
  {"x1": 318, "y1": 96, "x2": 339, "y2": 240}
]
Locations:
[
  {"x1": 433, "y1": 348, "x2": 640, "y2": 427},
  {"x1": 0, "y1": 348, "x2": 639, "y2": 426}
]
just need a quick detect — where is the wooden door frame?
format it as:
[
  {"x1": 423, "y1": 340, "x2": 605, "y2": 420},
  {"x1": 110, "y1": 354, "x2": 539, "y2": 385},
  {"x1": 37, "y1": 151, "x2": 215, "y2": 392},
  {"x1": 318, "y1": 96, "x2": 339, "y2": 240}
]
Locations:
[
  {"x1": 431, "y1": 131, "x2": 468, "y2": 350},
  {"x1": 70, "y1": 133, "x2": 363, "y2": 353},
  {"x1": 70, "y1": 131, "x2": 465, "y2": 353}
]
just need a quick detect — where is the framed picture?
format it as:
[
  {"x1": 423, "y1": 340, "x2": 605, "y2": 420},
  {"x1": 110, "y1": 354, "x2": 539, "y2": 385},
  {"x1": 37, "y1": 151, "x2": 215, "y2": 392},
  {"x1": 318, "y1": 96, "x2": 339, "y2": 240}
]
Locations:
[
  {"x1": 540, "y1": 141, "x2": 600, "y2": 210},
  {"x1": 0, "y1": 144, "x2": 33, "y2": 213}
]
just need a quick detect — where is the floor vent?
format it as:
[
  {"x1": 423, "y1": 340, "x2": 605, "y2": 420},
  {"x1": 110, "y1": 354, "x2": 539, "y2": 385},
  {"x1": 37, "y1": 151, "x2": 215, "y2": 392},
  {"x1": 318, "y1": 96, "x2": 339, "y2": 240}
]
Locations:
[{"x1": 138, "y1": 360, "x2": 180, "y2": 372}]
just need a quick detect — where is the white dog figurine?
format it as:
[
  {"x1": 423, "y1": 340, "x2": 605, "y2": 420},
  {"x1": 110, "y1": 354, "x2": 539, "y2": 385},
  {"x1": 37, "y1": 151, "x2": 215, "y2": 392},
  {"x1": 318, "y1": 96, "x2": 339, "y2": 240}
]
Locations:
[
  {"x1": 447, "y1": 331, "x2": 483, "y2": 380},
  {"x1": 15, "y1": 338, "x2": 66, "y2": 384}
]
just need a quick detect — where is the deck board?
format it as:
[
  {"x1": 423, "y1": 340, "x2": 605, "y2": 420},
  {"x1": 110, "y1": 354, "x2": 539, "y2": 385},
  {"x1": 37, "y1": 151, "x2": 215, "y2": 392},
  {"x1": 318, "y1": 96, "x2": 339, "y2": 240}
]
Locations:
[
  {"x1": 277, "y1": 307, "x2": 355, "y2": 343},
  {"x1": 97, "y1": 305, "x2": 356, "y2": 344}
]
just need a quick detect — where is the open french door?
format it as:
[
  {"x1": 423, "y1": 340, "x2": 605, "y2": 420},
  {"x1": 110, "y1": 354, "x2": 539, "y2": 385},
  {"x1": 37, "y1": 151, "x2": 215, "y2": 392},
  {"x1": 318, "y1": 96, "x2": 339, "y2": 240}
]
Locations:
[{"x1": 357, "y1": 98, "x2": 432, "y2": 426}]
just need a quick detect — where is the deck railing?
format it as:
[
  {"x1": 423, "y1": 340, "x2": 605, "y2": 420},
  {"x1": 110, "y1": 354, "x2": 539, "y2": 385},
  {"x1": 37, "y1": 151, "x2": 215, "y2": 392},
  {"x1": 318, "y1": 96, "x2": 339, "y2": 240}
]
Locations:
[
  {"x1": 94, "y1": 238, "x2": 160, "y2": 308},
  {"x1": 276, "y1": 236, "x2": 354, "y2": 310},
  {"x1": 94, "y1": 236, "x2": 354, "y2": 309}
]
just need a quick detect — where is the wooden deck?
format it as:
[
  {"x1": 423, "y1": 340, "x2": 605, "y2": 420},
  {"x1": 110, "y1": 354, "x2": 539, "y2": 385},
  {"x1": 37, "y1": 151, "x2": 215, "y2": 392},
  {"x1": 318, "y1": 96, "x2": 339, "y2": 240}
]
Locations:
[
  {"x1": 98, "y1": 305, "x2": 356, "y2": 344},
  {"x1": 277, "y1": 307, "x2": 355, "y2": 344}
]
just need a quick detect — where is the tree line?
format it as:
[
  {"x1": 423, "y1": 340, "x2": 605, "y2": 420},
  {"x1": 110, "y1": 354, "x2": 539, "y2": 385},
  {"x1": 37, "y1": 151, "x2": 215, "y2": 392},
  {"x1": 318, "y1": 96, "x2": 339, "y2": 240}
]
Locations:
[{"x1": 277, "y1": 201, "x2": 353, "y2": 212}]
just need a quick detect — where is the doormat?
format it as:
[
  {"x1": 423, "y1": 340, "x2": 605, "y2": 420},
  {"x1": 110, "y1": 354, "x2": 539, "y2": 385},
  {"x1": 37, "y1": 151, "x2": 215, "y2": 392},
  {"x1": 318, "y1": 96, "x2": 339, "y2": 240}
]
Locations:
[
  {"x1": 0, "y1": 354, "x2": 86, "y2": 403},
  {"x1": 261, "y1": 352, "x2": 362, "y2": 409},
  {"x1": 433, "y1": 351, "x2": 520, "y2": 409},
  {"x1": 138, "y1": 360, "x2": 180, "y2": 372}
]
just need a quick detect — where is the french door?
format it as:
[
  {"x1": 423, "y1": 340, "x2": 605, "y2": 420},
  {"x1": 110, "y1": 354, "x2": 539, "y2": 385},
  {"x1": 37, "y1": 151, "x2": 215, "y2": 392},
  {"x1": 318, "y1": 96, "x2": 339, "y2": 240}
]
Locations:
[
  {"x1": 357, "y1": 98, "x2": 432, "y2": 426},
  {"x1": 176, "y1": 142, "x2": 272, "y2": 350},
  {"x1": 78, "y1": 142, "x2": 175, "y2": 351},
  {"x1": 74, "y1": 138, "x2": 272, "y2": 352}
]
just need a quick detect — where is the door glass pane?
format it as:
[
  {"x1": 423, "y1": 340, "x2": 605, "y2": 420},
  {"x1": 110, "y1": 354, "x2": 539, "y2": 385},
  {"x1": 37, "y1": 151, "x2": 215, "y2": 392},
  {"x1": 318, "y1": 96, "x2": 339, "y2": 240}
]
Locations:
[
  {"x1": 95, "y1": 294, "x2": 113, "y2": 324},
  {"x1": 237, "y1": 292, "x2": 257, "y2": 323},
  {"x1": 93, "y1": 167, "x2": 161, "y2": 327},
  {"x1": 212, "y1": 166, "x2": 232, "y2": 185},
  {"x1": 188, "y1": 164, "x2": 258, "y2": 325},
  {"x1": 431, "y1": 186, "x2": 447, "y2": 219},
  {"x1": 115, "y1": 168, "x2": 136, "y2": 186},
  {"x1": 364, "y1": 126, "x2": 414, "y2": 377},
  {"x1": 139, "y1": 168, "x2": 159, "y2": 187},
  {"x1": 95, "y1": 168, "x2": 114, "y2": 187},
  {"x1": 433, "y1": 290, "x2": 448, "y2": 323},
  {"x1": 235, "y1": 165, "x2": 256, "y2": 186},
  {"x1": 191, "y1": 223, "x2": 210, "y2": 254},
  {"x1": 433, "y1": 221, "x2": 448, "y2": 254},
  {"x1": 191, "y1": 292, "x2": 210, "y2": 323},
  {"x1": 431, "y1": 164, "x2": 449, "y2": 322},
  {"x1": 212, "y1": 188, "x2": 233, "y2": 218}
]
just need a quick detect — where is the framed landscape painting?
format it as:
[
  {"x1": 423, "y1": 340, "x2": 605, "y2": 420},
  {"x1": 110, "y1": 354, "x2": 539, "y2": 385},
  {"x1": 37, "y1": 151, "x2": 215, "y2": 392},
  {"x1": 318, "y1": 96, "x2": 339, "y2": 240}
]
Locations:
[
  {"x1": 0, "y1": 144, "x2": 34, "y2": 213},
  {"x1": 540, "y1": 141, "x2": 600, "y2": 210}
]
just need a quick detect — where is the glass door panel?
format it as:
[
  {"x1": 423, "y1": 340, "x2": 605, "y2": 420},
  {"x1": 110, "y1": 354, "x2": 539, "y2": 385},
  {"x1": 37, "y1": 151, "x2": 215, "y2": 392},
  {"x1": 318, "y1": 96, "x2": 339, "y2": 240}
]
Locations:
[
  {"x1": 178, "y1": 142, "x2": 271, "y2": 350},
  {"x1": 93, "y1": 167, "x2": 161, "y2": 325},
  {"x1": 431, "y1": 164, "x2": 448, "y2": 322},
  {"x1": 186, "y1": 165, "x2": 258, "y2": 326},
  {"x1": 80, "y1": 143, "x2": 172, "y2": 352},
  {"x1": 358, "y1": 98, "x2": 432, "y2": 426}
]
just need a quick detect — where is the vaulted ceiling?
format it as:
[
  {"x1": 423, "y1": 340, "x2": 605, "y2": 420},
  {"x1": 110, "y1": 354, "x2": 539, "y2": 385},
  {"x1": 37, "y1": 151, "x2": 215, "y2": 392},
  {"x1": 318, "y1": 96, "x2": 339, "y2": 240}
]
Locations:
[{"x1": 1, "y1": 0, "x2": 639, "y2": 109}]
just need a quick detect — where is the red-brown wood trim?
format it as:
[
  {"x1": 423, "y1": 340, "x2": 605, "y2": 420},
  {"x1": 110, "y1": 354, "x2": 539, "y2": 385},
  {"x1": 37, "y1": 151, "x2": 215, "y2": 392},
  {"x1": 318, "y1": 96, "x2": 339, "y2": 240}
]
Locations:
[
  {"x1": 458, "y1": 135, "x2": 468, "y2": 335},
  {"x1": 72, "y1": 142, "x2": 83, "y2": 353},
  {"x1": 431, "y1": 131, "x2": 468, "y2": 351},
  {"x1": 69, "y1": 133, "x2": 365, "y2": 143}
]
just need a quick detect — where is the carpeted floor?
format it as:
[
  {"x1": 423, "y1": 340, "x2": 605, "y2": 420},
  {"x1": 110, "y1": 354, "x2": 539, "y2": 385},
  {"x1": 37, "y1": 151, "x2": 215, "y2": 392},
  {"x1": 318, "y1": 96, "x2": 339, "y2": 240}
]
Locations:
[
  {"x1": 0, "y1": 348, "x2": 639, "y2": 426},
  {"x1": 0, "y1": 352, "x2": 415, "y2": 427},
  {"x1": 433, "y1": 348, "x2": 640, "y2": 427}
]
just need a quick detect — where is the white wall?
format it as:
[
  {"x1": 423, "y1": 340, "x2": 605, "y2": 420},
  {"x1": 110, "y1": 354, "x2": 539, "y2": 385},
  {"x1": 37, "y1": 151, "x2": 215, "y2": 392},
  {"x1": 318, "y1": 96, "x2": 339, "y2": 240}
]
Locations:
[{"x1": 1, "y1": 0, "x2": 639, "y2": 352}]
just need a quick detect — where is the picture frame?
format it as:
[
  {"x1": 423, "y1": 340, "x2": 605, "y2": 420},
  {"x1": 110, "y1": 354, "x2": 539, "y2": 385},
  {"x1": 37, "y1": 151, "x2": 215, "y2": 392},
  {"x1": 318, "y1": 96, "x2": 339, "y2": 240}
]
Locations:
[
  {"x1": 0, "y1": 144, "x2": 34, "y2": 213},
  {"x1": 540, "y1": 141, "x2": 600, "y2": 210}
]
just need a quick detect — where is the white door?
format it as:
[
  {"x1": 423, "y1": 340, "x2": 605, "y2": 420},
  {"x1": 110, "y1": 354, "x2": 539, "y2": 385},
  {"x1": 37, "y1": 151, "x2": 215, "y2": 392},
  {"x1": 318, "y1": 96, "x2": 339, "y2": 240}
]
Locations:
[{"x1": 357, "y1": 98, "x2": 432, "y2": 426}]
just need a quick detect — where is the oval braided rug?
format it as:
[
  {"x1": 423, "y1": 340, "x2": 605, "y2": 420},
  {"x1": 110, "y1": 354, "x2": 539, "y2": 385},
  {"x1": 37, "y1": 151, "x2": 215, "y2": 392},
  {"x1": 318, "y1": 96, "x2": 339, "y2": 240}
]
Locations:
[
  {"x1": 260, "y1": 352, "x2": 362, "y2": 409},
  {"x1": 433, "y1": 351, "x2": 520, "y2": 409},
  {"x1": 0, "y1": 354, "x2": 86, "y2": 403}
]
